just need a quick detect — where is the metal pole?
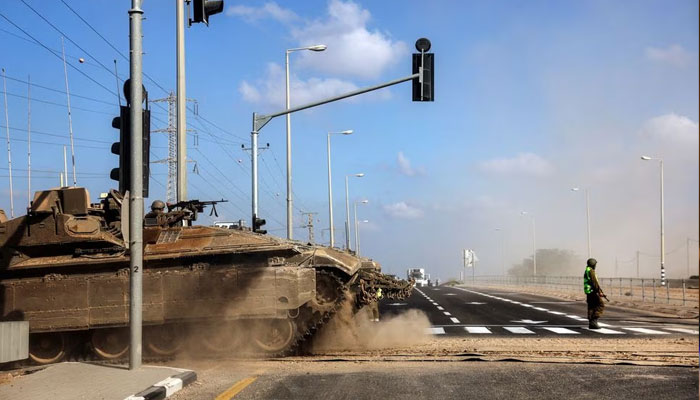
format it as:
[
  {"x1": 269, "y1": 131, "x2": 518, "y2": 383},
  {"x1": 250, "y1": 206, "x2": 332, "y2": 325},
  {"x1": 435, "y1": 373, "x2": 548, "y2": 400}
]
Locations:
[
  {"x1": 652, "y1": 279, "x2": 656, "y2": 303},
  {"x1": 176, "y1": 0, "x2": 187, "y2": 203},
  {"x1": 660, "y1": 160, "x2": 665, "y2": 286},
  {"x1": 665, "y1": 280, "x2": 669, "y2": 304},
  {"x1": 63, "y1": 146, "x2": 67, "y2": 186},
  {"x1": 687, "y1": 238, "x2": 690, "y2": 279},
  {"x1": 585, "y1": 188, "x2": 591, "y2": 258},
  {"x1": 636, "y1": 250, "x2": 640, "y2": 278},
  {"x1": 682, "y1": 280, "x2": 686, "y2": 306},
  {"x1": 327, "y1": 133, "x2": 334, "y2": 247},
  {"x1": 61, "y1": 37, "x2": 77, "y2": 186},
  {"x1": 353, "y1": 201, "x2": 358, "y2": 253},
  {"x1": 285, "y1": 50, "x2": 293, "y2": 240},
  {"x1": 27, "y1": 75, "x2": 31, "y2": 206},
  {"x1": 532, "y1": 216, "x2": 537, "y2": 276},
  {"x1": 1, "y1": 69, "x2": 14, "y2": 218},
  {"x1": 642, "y1": 279, "x2": 645, "y2": 302},
  {"x1": 345, "y1": 176, "x2": 350, "y2": 250},
  {"x1": 251, "y1": 115, "x2": 259, "y2": 224},
  {"x1": 128, "y1": 0, "x2": 144, "y2": 370}
]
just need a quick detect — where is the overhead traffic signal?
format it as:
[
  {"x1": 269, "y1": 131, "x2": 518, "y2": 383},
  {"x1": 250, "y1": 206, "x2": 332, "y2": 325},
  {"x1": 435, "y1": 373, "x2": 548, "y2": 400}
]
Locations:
[
  {"x1": 191, "y1": 0, "x2": 224, "y2": 25},
  {"x1": 110, "y1": 81, "x2": 151, "y2": 197},
  {"x1": 253, "y1": 216, "x2": 267, "y2": 234},
  {"x1": 412, "y1": 38, "x2": 434, "y2": 102}
]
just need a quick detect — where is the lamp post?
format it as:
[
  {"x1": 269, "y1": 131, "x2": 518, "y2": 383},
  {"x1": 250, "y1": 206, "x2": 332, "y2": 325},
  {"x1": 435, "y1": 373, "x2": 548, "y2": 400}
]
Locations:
[
  {"x1": 571, "y1": 187, "x2": 592, "y2": 258},
  {"x1": 285, "y1": 44, "x2": 327, "y2": 240},
  {"x1": 495, "y1": 228, "x2": 505, "y2": 276},
  {"x1": 641, "y1": 156, "x2": 666, "y2": 286},
  {"x1": 354, "y1": 199, "x2": 369, "y2": 253},
  {"x1": 327, "y1": 129, "x2": 353, "y2": 247},
  {"x1": 357, "y1": 219, "x2": 369, "y2": 256},
  {"x1": 521, "y1": 211, "x2": 536, "y2": 276},
  {"x1": 345, "y1": 173, "x2": 364, "y2": 250}
]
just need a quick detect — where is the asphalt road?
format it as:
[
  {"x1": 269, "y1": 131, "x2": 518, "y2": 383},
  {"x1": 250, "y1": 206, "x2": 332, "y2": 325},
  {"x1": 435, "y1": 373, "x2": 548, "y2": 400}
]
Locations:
[
  {"x1": 379, "y1": 285, "x2": 699, "y2": 338},
  {"x1": 172, "y1": 360, "x2": 698, "y2": 400}
]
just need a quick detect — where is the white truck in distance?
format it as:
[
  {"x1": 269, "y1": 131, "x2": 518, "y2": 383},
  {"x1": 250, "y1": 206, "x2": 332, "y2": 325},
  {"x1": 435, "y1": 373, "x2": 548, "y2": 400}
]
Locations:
[{"x1": 407, "y1": 268, "x2": 428, "y2": 287}]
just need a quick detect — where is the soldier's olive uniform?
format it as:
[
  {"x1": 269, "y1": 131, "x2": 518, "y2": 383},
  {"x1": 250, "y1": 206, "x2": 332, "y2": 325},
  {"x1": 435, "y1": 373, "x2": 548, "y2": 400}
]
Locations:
[{"x1": 583, "y1": 258, "x2": 604, "y2": 329}]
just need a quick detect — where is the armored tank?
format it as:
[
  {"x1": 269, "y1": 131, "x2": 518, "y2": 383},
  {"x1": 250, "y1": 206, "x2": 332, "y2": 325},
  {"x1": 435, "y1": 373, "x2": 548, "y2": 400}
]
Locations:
[{"x1": 0, "y1": 187, "x2": 413, "y2": 364}]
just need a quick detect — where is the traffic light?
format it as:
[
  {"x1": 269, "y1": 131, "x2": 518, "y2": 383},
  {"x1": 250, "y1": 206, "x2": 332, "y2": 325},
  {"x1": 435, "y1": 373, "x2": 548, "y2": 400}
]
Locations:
[
  {"x1": 110, "y1": 82, "x2": 151, "y2": 197},
  {"x1": 412, "y1": 38, "x2": 434, "y2": 102},
  {"x1": 253, "y1": 216, "x2": 267, "y2": 234},
  {"x1": 191, "y1": 0, "x2": 224, "y2": 25}
]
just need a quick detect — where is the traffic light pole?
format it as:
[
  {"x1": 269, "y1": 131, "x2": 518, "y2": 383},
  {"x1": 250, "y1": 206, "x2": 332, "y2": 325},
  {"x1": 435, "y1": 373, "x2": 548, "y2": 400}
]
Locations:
[
  {"x1": 128, "y1": 0, "x2": 144, "y2": 370},
  {"x1": 250, "y1": 71, "x2": 420, "y2": 226},
  {"x1": 176, "y1": 0, "x2": 187, "y2": 204}
]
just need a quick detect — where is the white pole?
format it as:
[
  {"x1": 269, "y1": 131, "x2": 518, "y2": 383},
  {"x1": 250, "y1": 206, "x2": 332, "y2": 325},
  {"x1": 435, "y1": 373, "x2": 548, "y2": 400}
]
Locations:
[
  {"x1": 353, "y1": 201, "x2": 358, "y2": 252},
  {"x1": 345, "y1": 175, "x2": 350, "y2": 250},
  {"x1": 61, "y1": 37, "x2": 77, "y2": 186},
  {"x1": 585, "y1": 188, "x2": 591, "y2": 258},
  {"x1": 532, "y1": 216, "x2": 537, "y2": 276},
  {"x1": 176, "y1": 0, "x2": 187, "y2": 203},
  {"x1": 27, "y1": 75, "x2": 31, "y2": 206},
  {"x1": 63, "y1": 146, "x2": 68, "y2": 185},
  {"x1": 285, "y1": 50, "x2": 293, "y2": 240},
  {"x1": 1, "y1": 68, "x2": 14, "y2": 217},
  {"x1": 327, "y1": 133, "x2": 334, "y2": 247},
  {"x1": 660, "y1": 159, "x2": 665, "y2": 286}
]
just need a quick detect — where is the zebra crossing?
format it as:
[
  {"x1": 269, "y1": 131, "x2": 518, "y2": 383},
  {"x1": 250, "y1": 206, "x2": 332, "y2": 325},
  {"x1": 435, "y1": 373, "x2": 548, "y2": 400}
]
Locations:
[{"x1": 424, "y1": 325, "x2": 697, "y2": 336}]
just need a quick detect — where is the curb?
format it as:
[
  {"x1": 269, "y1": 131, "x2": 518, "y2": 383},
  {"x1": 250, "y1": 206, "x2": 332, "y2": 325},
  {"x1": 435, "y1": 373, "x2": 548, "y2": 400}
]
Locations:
[{"x1": 125, "y1": 370, "x2": 197, "y2": 400}]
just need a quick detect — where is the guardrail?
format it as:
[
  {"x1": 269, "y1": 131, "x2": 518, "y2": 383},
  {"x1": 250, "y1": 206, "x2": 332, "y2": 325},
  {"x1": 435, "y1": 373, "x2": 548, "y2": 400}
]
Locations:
[{"x1": 462, "y1": 276, "x2": 699, "y2": 307}]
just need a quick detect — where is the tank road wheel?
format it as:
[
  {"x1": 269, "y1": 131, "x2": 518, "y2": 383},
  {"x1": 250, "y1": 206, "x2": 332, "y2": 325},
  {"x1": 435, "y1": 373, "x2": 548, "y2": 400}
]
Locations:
[
  {"x1": 91, "y1": 328, "x2": 129, "y2": 359},
  {"x1": 311, "y1": 272, "x2": 343, "y2": 313},
  {"x1": 145, "y1": 325, "x2": 186, "y2": 356},
  {"x1": 252, "y1": 319, "x2": 296, "y2": 354},
  {"x1": 201, "y1": 323, "x2": 243, "y2": 354},
  {"x1": 29, "y1": 332, "x2": 66, "y2": 364}
]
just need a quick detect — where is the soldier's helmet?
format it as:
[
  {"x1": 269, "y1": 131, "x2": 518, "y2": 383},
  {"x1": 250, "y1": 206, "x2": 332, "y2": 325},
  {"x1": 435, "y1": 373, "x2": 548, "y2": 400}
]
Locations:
[
  {"x1": 587, "y1": 258, "x2": 597, "y2": 268},
  {"x1": 151, "y1": 200, "x2": 166, "y2": 212}
]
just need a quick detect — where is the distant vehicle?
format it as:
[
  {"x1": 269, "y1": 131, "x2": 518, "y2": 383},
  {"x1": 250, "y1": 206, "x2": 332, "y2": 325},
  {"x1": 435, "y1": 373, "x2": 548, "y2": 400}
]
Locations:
[
  {"x1": 407, "y1": 268, "x2": 429, "y2": 287},
  {"x1": 214, "y1": 220, "x2": 246, "y2": 229}
]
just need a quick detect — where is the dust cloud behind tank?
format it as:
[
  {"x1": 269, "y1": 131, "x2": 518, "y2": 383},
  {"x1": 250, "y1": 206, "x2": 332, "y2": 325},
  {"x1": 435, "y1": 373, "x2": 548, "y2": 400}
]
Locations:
[{"x1": 0, "y1": 186, "x2": 414, "y2": 365}]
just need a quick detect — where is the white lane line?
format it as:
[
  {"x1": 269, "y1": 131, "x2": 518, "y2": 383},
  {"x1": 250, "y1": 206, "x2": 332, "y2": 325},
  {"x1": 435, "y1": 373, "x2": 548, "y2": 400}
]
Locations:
[
  {"x1": 426, "y1": 327, "x2": 445, "y2": 335},
  {"x1": 533, "y1": 307, "x2": 549, "y2": 312},
  {"x1": 504, "y1": 327, "x2": 535, "y2": 334},
  {"x1": 443, "y1": 311, "x2": 452, "y2": 316},
  {"x1": 450, "y1": 317, "x2": 461, "y2": 324},
  {"x1": 542, "y1": 327, "x2": 580, "y2": 335},
  {"x1": 436, "y1": 306, "x2": 444, "y2": 310},
  {"x1": 547, "y1": 311, "x2": 565, "y2": 315},
  {"x1": 521, "y1": 305, "x2": 534, "y2": 308},
  {"x1": 623, "y1": 327, "x2": 669, "y2": 335},
  {"x1": 665, "y1": 328, "x2": 699, "y2": 335},
  {"x1": 566, "y1": 315, "x2": 588, "y2": 321},
  {"x1": 445, "y1": 293, "x2": 456, "y2": 296},
  {"x1": 584, "y1": 328, "x2": 625, "y2": 334},
  {"x1": 598, "y1": 322, "x2": 613, "y2": 327},
  {"x1": 465, "y1": 327, "x2": 491, "y2": 334}
]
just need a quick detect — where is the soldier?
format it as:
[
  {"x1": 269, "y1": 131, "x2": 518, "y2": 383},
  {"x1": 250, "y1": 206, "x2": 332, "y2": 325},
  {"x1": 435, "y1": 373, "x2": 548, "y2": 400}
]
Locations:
[
  {"x1": 144, "y1": 200, "x2": 166, "y2": 226},
  {"x1": 583, "y1": 258, "x2": 607, "y2": 329}
]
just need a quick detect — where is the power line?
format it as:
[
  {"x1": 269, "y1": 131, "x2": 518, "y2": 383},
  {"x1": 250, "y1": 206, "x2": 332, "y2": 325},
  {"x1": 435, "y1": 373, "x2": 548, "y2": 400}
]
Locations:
[{"x1": 4, "y1": 92, "x2": 113, "y2": 115}]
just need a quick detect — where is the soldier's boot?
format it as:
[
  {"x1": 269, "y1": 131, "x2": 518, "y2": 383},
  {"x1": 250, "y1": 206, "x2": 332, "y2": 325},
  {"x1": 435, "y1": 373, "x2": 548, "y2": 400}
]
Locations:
[{"x1": 588, "y1": 319, "x2": 600, "y2": 329}]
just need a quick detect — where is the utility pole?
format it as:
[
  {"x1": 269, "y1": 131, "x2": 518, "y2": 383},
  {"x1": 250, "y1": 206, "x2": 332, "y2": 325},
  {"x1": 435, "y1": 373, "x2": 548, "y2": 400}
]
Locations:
[
  {"x1": 636, "y1": 250, "x2": 640, "y2": 278},
  {"x1": 27, "y1": 75, "x2": 31, "y2": 206},
  {"x1": 300, "y1": 211, "x2": 317, "y2": 243},
  {"x1": 152, "y1": 92, "x2": 197, "y2": 203},
  {"x1": 128, "y1": 0, "x2": 144, "y2": 370},
  {"x1": 61, "y1": 37, "x2": 77, "y2": 186},
  {"x1": 1, "y1": 68, "x2": 14, "y2": 218},
  {"x1": 176, "y1": 0, "x2": 187, "y2": 203}
]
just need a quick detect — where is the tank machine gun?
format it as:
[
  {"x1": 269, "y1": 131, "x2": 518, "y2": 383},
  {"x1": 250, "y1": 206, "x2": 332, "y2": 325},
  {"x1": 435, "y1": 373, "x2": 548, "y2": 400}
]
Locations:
[{"x1": 144, "y1": 198, "x2": 228, "y2": 228}]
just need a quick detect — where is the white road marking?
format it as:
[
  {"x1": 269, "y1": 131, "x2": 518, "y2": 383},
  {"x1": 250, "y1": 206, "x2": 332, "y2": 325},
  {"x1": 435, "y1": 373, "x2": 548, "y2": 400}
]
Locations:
[
  {"x1": 426, "y1": 327, "x2": 445, "y2": 335},
  {"x1": 445, "y1": 293, "x2": 456, "y2": 296},
  {"x1": 533, "y1": 307, "x2": 549, "y2": 312},
  {"x1": 465, "y1": 327, "x2": 491, "y2": 334},
  {"x1": 584, "y1": 328, "x2": 625, "y2": 334},
  {"x1": 465, "y1": 302, "x2": 486, "y2": 305},
  {"x1": 565, "y1": 315, "x2": 588, "y2": 321},
  {"x1": 665, "y1": 328, "x2": 699, "y2": 335},
  {"x1": 510, "y1": 319, "x2": 547, "y2": 324},
  {"x1": 443, "y1": 311, "x2": 452, "y2": 316},
  {"x1": 623, "y1": 327, "x2": 669, "y2": 335},
  {"x1": 504, "y1": 327, "x2": 535, "y2": 334},
  {"x1": 387, "y1": 303, "x2": 407, "y2": 306},
  {"x1": 542, "y1": 327, "x2": 579, "y2": 335},
  {"x1": 450, "y1": 317, "x2": 461, "y2": 324},
  {"x1": 437, "y1": 306, "x2": 444, "y2": 310},
  {"x1": 547, "y1": 311, "x2": 565, "y2": 315}
]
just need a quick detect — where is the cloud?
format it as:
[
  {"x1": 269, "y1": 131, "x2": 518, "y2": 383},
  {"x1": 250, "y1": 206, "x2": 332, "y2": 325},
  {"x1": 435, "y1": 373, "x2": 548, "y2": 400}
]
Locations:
[
  {"x1": 383, "y1": 201, "x2": 424, "y2": 219},
  {"x1": 396, "y1": 151, "x2": 424, "y2": 177},
  {"x1": 478, "y1": 153, "x2": 554, "y2": 177},
  {"x1": 640, "y1": 113, "x2": 698, "y2": 144},
  {"x1": 645, "y1": 44, "x2": 694, "y2": 68},
  {"x1": 238, "y1": 63, "x2": 359, "y2": 108},
  {"x1": 226, "y1": 2, "x2": 299, "y2": 23}
]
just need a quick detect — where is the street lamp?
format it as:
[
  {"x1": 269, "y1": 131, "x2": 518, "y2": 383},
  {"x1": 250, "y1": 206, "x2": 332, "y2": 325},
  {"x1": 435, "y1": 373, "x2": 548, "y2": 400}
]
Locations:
[
  {"x1": 285, "y1": 44, "x2": 327, "y2": 240},
  {"x1": 345, "y1": 173, "x2": 364, "y2": 250},
  {"x1": 641, "y1": 155, "x2": 666, "y2": 286},
  {"x1": 495, "y1": 228, "x2": 505, "y2": 276},
  {"x1": 571, "y1": 187, "x2": 592, "y2": 259},
  {"x1": 327, "y1": 129, "x2": 353, "y2": 247},
  {"x1": 357, "y1": 219, "x2": 369, "y2": 256},
  {"x1": 521, "y1": 211, "x2": 537, "y2": 276},
  {"x1": 354, "y1": 199, "x2": 369, "y2": 254}
]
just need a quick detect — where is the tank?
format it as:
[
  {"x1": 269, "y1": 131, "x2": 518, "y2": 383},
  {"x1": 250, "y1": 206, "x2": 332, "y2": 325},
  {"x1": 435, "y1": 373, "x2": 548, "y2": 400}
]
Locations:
[{"x1": 0, "y1": 187, "x2": 413, "y2": 364}]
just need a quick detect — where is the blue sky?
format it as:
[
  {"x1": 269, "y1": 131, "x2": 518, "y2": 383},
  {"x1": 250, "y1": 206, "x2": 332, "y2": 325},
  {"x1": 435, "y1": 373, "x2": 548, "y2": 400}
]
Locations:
[{"x1": 0, "y1": 1, "x2": 698, "y2": 280}]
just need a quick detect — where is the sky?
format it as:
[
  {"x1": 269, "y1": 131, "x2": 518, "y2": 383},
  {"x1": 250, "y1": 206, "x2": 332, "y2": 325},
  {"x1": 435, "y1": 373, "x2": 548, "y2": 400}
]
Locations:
[{"x1": 0, "y1": 0, "x2": 697, "y2": 281}]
